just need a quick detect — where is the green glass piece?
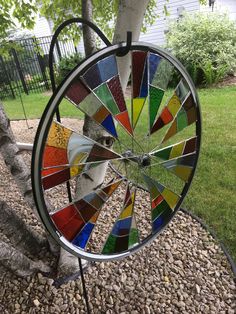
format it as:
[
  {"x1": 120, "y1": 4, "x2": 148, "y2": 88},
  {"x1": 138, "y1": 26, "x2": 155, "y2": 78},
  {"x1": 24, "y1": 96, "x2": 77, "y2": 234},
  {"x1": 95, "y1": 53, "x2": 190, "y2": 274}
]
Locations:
[
  {"x1": 128, "y1": 228, "x2": 139, "y2": 247},
  {"x1": 149, "y1": 86, "x2": 164, "y2": 128},
  {"x1": 177, "y1": 109, "x2": 188, "y2": 131},
  {"x1": 102, "y1": 234, "x2": 116, "y2": 254},
  {"x1": 152, "y1": 199, "x2": 169, "y2": 221},
  {"x1": 153, "y1": 146, "x2": 172, "y2": 160},
  {"x1": 94, "y1": 83, "x2": 120, "y2": 116}
]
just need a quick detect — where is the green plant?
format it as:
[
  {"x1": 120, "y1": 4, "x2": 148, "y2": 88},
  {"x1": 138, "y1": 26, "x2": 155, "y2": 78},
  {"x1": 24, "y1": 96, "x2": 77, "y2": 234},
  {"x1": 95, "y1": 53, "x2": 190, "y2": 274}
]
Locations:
[
  {"x1": 55, "y1": 52, "x2": 84, "y2": 85},
  {"x1": 167, "y1": 12, "x2": 236, "y2": 86}
]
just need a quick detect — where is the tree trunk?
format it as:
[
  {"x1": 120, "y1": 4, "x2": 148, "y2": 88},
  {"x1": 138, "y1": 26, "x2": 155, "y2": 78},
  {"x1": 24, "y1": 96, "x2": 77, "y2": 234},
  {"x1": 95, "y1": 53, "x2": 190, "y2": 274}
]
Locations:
[
  {"x1": 113, "y1": 0, "x2": 150, "y2": 90},
  {"x1": 82, "y1": 0, "x2": 97, "y2": 56},
  {"x1": 0, "y1": 240, "x2": 51, "y2": 278},
  {"x1": 0, "y1": 200, "x2": 47, "y2": 256}
]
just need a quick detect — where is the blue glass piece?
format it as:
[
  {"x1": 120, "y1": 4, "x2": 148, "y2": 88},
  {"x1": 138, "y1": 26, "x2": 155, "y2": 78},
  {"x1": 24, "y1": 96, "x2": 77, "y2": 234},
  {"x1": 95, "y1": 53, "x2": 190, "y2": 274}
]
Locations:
[
  {"x1": 101, "y1": 114, "x2": 118, "y2": 138},
  {"x1": 112, "y1": 217, "x2": 132, "y2": 236},
  {"x1": 84, "y1": 192, "x2": 97, "y2": 203},
  {"x1": 149, "y1": 53, "x2": 161, "y2": 84},
  {"x1": 98, "y1": 55, "x2": 118, "y2": 82},
  {"x1": 139, "y1": 61, "x2": 148, "y2": 97},
  {"x1": 83, "y1": 64, "x2": 102, "y2": 90},
  {"x1": 152, "y1": 215, "x2": 164, "y2": 233},
  {"x1": 72, "y1": 222, "x2": 94, "y2": 249}
]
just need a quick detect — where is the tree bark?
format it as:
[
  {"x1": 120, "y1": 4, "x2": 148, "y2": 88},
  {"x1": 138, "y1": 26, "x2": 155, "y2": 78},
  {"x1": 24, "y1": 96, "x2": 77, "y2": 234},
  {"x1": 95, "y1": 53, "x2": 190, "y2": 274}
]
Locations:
[
  {"x1": 82, "y1": 0, "x2": 97, "y2": 56},
  {"x1": 113, "y1": 0, "x2": 150, "y2": 90},
  {"x1": 0, "y1": 240, "x2": 51, "y2": 277},
  {"x1": 0, "y1": 200, "x2": 47, "y2": 256}
]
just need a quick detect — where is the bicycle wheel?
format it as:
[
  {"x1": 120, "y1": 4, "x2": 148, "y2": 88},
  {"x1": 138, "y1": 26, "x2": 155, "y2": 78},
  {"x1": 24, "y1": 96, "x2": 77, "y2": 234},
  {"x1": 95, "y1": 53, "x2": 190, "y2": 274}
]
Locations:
[{"x1": 32, "y1": 42, "x2": 201, "y2": 261}]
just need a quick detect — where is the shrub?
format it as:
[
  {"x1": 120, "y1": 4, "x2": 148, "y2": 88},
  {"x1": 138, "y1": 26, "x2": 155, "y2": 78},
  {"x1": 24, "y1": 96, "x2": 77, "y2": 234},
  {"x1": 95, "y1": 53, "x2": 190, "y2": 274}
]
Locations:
[
  {"x1": 166, "y1": 12, "x2": 236, "y2": 86},
  {"x1": 55, "y1": 52, "x2": 84, "y2": 85}
]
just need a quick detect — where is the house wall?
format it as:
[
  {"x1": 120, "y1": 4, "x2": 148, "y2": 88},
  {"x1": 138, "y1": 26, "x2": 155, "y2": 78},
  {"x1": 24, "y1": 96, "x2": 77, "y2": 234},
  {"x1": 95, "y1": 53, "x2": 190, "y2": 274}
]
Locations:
[
  {"x1": 139, "y1": 0, "x2": 200, "y2": 46},
  {"x1": 201, "y1": 0, "x2": 236, "y2": 20},
  {"x1": 33, "y1": 15, "x2": 52, "y2": 38}
]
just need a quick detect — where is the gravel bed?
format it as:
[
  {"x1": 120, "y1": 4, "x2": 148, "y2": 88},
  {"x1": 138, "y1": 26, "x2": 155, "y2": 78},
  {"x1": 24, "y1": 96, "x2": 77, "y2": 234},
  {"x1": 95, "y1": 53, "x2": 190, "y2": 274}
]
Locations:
[{"x1": 0, "y1": 119, "x2": 235, "y2": 313}]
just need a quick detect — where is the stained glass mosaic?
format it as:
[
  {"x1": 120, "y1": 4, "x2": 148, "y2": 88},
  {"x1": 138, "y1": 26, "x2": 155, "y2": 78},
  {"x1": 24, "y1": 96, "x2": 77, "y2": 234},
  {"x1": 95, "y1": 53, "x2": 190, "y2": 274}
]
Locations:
[{"x1": 32, "y1": 43, "x2": 201, "y2": 261}]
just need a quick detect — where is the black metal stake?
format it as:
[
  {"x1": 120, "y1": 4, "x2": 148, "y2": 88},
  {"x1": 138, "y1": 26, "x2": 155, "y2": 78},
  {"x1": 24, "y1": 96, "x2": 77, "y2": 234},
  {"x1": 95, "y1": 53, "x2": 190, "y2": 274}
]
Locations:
[{"x1": 78, "y1": 258, "x2": 91, "y2": 314}]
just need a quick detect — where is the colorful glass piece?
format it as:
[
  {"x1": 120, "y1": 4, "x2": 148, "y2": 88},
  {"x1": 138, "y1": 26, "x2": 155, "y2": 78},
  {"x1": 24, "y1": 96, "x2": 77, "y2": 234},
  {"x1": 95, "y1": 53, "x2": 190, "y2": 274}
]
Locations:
[
  {"x1": 94, "y1": 83, "x2": 120, "y2": 115},
  {"x1": 47, "y1": 121, "x2": 72, "y2": 149},
  {"x1": 143, "y1": 174, "x2": 180, "y2": 233},
  {"x1": 149, "y1": 53, "x2": 161, "y2": 84},
  {"x1": 132, "y1": 98, "x2": 145, "y2": 128},
  {"x1": 79, "y1": 92, "x2": 103, "y2": 116},
  {"x1": 152, "y1": 59, "x2": 173, "y2": 90},
  {"x1": 66, "y1": 79, "x2": 90, "y2": 106},
  {"x1": 132, "y1": 51, "x2": 147, "y2": 98},
  {"x1": 149, "y1": 85, "x2": 165, "y2": 129},
  {"x1": 162, "y1": 94, "x2": 197, "y2": 143},
  {"x1": 102, "y1": 187, "x2": 139, "y2": 254},
  {"x1": 51, "y1": 204, "x2": 84, "y2": 241},
  {"x1": 43, "y1": 146, "x2": 68, "y2": 168},
  {"x1": 71, "y1": 179, "x2": 123, "y2": 249},
  {"x1": 115, "y1": 111, "x2": 133, "y2": 135},
  {"x1": 86, "y1": 144, "x2": 121, "y2": 162},
  {"x1": 150, "y1": 93, "x2": 181, "y2": 135},
  {"x1": 42, "y1": 168, "x2": 71, "y2": 190},
  {"x1": 93, "y1": 106, "x2": 110, "y2": 123},
  {"x1": 101, "y1": 114, "x2": 118, "y2": 138},
  {"x1": 98, "y1": 55, "x2": 118, "y2": 82},
  {"x1": 83, "y1": 55, "x2": 117, "y2": 89},
  {"x1": 152, "y1": 137, "x2": 197, "y2": 160},
  {"x1": 107, "y1": 76, "x2": 126, "y2": 112},
  {"x1": 140, "y1": 61, "x2": 148, "y2": 98}
]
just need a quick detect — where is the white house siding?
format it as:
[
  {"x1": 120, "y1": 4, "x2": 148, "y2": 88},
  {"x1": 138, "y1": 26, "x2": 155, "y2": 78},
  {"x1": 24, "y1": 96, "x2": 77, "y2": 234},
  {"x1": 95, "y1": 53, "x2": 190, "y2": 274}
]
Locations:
[
  {"x1": 33, "y1": 15, "x2": 52, "y2": 38},
  {"x1": 201, "y1": 0, "x2": 236, "y2": 21},
  {"x1": 139, "y1": 0, "x2": 200, "y2": 46}
]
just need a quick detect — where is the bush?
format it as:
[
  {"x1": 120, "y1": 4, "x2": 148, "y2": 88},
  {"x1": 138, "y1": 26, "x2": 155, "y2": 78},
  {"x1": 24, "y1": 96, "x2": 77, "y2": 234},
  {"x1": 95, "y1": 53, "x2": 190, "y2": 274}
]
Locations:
[
  {"x1": 55, "y1": 52, "x2": 84, "y2": 85},
  {"x1": 166, "y1": 12, "x2": 236, "y2": 86}
]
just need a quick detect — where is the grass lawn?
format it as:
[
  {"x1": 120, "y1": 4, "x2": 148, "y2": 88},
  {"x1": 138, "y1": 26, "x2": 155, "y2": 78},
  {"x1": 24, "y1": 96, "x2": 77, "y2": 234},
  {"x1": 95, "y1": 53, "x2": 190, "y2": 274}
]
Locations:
[{"x1": 2, "y1": 86, "x2": 236, "y2": 261}]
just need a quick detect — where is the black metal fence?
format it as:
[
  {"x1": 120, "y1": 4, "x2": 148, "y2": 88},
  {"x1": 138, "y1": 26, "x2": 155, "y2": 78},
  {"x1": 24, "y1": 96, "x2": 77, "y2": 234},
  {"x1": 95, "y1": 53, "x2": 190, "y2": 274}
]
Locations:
[{"x1": 0, "y1": 36, "x2": 78, "y2": 100}]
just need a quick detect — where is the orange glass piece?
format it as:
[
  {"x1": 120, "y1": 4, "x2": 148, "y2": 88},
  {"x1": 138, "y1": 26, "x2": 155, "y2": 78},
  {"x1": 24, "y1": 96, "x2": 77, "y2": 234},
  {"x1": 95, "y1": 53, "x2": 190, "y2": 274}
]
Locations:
[{"x1": 115, "y1": 111, "x2": 133, "y2": 135}]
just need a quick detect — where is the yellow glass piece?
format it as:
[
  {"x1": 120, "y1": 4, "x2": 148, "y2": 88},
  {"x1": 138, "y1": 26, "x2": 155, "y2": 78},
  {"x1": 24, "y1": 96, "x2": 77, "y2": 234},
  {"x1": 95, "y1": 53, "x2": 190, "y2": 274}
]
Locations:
[
  {"x1": 70, "y1": 153, "x2": 87, "y2": 177},
  {"x1": 119, "y1": 193, "x2": 135, "y2": 219},
  {"x1": 132, "y1": 98, "x2": 145, "y2": 128},
  {"x1": 161, "y1": 188, "x2": 179, "y2": 210},
  {"x1": 169, "y1": 142, "x2": 185, "y2": 159},
  {"x1": 70, "y1": 164, "x2": 84, "y2": 177},
  {"x1": 47, "y1": 121, "x2": 72, "y2": 149},
  {"x1": 173, "y1": 166, "x2": 192, "y2": 182},
  {"x1": 167, "y1": 94, "x2": 181, "y2": 116}
]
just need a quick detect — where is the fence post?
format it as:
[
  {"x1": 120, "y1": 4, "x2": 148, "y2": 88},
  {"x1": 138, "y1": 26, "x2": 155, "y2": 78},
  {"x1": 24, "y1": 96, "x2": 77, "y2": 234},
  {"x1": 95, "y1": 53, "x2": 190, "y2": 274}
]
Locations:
[
  {"x1": 0, "y1": 55, "x2": 15, "y2": 99},
  {"x1": 11, "y1": 48, "x2": 28, "y2": 95},
  {"x1": 33, "y1": 38, "x2": 50, "y2": 90}
]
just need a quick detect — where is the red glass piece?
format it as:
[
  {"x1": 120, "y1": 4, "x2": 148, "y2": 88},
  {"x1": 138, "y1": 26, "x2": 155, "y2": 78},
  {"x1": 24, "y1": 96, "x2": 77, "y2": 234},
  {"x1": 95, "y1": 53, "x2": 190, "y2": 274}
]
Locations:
[
  {"x1": 66, "y1": 79, "x2": 90, "y2": 106},
  {"x1": 152, "y1": 195, "x2": 164, "y2": 209},
  {"x1": 42, "y1": 168, "x2": 71, "y2": 190},
  {"x1": 132, "y1": 51, "x2": 147, "y2": 98},
  {"x1": 43, "y1": 146, "x2": 68, "y2": 168},
  {"x1": 107, "y1": 76, "x2": 126, "y2": 112},
  {"x1": 42, "y1": 166, "x2": 67, "y2": 177},
  {"x1": 161, "y1": 107, "x2": 173, "y2": 124},
  {"x1": 51, "y1": 204, "x2": 84, "y2": 241},
  {"x1": 115, "y1": 111, "x2": 133, "y2": 135}
]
